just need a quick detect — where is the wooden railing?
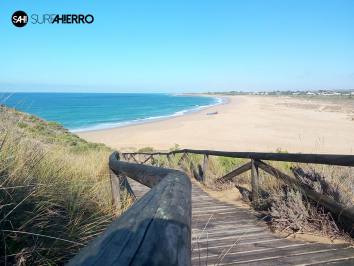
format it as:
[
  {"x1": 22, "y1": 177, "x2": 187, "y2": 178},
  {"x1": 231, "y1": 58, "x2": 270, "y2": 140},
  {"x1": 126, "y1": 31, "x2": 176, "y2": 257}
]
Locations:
[
  {"x1": 69, "y1": 149, "x2": 354, "y2": 265},
  {"x1": 121, "y1": 149, "x2": 354, "y2": 232},
  {"x1": 69, "y1": 151, "x2": 191, "y2": 266},
  {"x1": 122, "y1": 149, "x2": 354, "y2": 167}
]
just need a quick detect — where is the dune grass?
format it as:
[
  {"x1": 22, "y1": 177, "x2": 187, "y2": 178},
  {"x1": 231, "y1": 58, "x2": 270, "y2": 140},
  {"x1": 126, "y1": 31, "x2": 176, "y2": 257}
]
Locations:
[
  {"x1": 138, "y1": 146, "x2": 353, "y2": 241},
  {"x1": 0, "y1": 106, "x2": 119, "y2": 265},
  {"x1": 2, "y1": 100, "x2": 351, "y2": 264}
]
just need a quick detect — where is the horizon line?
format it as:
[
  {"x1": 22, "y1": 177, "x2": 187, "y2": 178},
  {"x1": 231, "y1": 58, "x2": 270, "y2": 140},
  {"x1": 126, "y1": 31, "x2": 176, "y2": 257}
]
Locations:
[{"x1": 1, "y1": 88, "x2": 354, "y2": 94}]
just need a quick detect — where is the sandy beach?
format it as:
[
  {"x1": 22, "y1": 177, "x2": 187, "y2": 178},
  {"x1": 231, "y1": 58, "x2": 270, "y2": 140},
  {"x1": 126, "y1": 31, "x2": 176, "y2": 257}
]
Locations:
[{"x1": 78, "y1": 95, "x2": 354, "y2": 154}]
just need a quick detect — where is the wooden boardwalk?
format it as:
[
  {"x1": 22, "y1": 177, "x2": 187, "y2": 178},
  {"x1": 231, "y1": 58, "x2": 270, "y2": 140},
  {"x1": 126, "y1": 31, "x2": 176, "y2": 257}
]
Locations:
[{"x1": 127, "y1": 177, "x2": 354, "y2": 265}]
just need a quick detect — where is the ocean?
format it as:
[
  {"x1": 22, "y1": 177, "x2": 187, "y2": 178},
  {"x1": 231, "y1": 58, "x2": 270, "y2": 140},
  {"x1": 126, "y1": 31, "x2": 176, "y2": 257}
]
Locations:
[{"x1": 0, "y1": 93, "x2": 220, "y2": 132}]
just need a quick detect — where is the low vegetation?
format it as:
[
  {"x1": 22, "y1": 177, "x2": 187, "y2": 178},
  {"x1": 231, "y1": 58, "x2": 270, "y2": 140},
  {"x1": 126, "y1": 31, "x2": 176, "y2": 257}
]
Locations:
[
  {"x1": 0, "y1": 106, "x2": 120, "y2": 265},
  {"x1": 138, "y1": 147, "x2": 354, "y2": 242},
  {"x1": 207, "y1": 89, "x2": 354, "y2": 97},
  {"x1": 1, "y1": 103, "x2": 352, "y2": 263}
]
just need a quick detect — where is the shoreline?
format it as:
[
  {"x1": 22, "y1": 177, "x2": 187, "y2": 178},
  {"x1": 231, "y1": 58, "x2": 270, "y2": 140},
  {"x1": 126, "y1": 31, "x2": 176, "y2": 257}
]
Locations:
[
  {"x1": 78, "y1": 95, "x2": 354, "y2": 154},
  {"x1": 72, "y1": 94, "x2": 227, "y2": 133}
]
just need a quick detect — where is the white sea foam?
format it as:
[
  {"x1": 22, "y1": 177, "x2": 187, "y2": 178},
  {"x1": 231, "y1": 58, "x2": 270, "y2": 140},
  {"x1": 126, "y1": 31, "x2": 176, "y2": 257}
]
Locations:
[{"x1": 71, "y1": 96, "x2": 224, "y2": 133}]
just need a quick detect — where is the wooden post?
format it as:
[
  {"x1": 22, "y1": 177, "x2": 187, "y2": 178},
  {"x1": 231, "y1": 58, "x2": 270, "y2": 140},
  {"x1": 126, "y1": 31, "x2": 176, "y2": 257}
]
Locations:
[
  {"x1": 142, "y1": 155, "x2": 152, "y2": 164},
  {"x1": 131, "y1": 154, "x2": 139, "y2": 164},
  {"x1": 167, "y1": 154, "x2": 171, "y2": 166},
  {"x1": 110, "y1": 170, "x2": 121, "y2": 209},
  {"x1": 190, "y1": 161, "x2": 202, "y2": 181},
  {"x1": 215, "y1": 161, "x2": 252, "y2": 183},
  {"x1": 251, "y1": 159, "x2": 259, "y2": 202},
  {"x1": 120, "y1": 174, "x2": 136, "y2": 200},
  {"x1": 202, "y1": 154, "x2": 209, "y2": 182}
]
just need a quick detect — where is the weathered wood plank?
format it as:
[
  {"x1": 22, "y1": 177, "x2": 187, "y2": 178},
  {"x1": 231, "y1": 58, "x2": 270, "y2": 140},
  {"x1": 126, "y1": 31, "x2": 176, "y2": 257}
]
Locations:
[
  {"x1": 199, "y1": 243, "x2": 350, "y2": 265},
  {"x1": 216, "y1": 161, "x2": 252, "y2": 183},
  {"x1": 123, "y1": 149, "x2": 354, "y2": 166},
  {"x1": 109, "y1": 170, "x2": 121, "y2": 209},
  {"x1": 309, "y1": 257, "x2": 354, "y2": 265},
  {"x1": 192, "y1": 225, "x2": 267, "y2": 235},
  {"x1": 109, "y1": 152, "x2": 182, "y2": 188},
  {"x1": 201, "y1": 154, "x2": 209, "y2": 182},
  {"x1": 191, "y1": 233, "x2": 278, "y2": 252},
  {"x1": 191, "y1": 238, "x2": 303, "y2": 257},
  {"x1": 222, "y1": 247, "x2": 354, "y2": 266},
  {"x1": 142, "y1": 154, "x2": 152, "y2": 164},
  {"x1": 190, "y1": 161, "x2": 203, "y2": 182},
  {"x1": 192, "y1": 207, "x2": 238, "y2": 213},
  {"x1": 125, "y1": 177, "x2": 148, "y2": 199},
  {"x1": 192, "y1": 236, "x2": 284, "y2": 253},
  {"x1": 251, "y1": 159, "x2": 260, "y2": 202},
  {"x1": 190, "y1": 183, "x2": 354, "y2": 265},
  {"x1": 69, "y1": 152, "x2": 192, "y2": 266},
  {"x1": 193, "y1": 242, "x2": 317, "y2": 262},
  {"x1": 130, "y1": 154, "x2": 139, "y2": 164},
  {"x1": 75, "y1": 151, "x2": 354, "y2": 266}
]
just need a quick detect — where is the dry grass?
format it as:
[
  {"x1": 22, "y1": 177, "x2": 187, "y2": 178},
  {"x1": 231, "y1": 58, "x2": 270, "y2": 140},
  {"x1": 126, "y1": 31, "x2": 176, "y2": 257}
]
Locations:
[
  {"x1": 0, "y1": 106, "x2": 124, "y2": 265},
  {"x1": 142, "y1": 148, "x2": 354, "y2": 242},
  {"x1": 270, "y1": 188, "x2": 343, "y2": 239}
]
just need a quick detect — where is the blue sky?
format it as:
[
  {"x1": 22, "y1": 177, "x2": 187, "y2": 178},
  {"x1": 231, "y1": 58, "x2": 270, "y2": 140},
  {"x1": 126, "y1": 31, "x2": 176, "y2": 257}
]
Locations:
[{"x1": 0, "y1": 0, "x2": 353, "y2": 92}]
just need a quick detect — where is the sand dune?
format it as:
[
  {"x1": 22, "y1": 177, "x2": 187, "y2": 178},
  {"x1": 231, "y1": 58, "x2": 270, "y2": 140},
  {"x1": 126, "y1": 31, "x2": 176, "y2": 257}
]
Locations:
[{"x1": 78, "y1": 95, "x2": 354, "y2": 154}]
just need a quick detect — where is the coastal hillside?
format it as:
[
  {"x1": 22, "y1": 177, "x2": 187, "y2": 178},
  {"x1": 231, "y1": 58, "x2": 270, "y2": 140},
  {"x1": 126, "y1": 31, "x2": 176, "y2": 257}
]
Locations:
[{"x1": 0, "y1": 106, "x2": 118, "y2": 265}]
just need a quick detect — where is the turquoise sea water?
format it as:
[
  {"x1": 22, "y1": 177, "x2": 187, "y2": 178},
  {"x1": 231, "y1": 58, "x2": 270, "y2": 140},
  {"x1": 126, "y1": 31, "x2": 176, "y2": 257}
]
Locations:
[{"x1": 1, "y1": 93, "x2": 220, "y2": 132}]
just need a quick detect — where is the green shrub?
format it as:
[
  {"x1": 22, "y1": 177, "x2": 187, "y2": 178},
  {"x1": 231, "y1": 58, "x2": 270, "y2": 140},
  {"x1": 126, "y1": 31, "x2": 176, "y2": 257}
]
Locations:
[
  {"x1": 217, "y1": 156, "x2": 245, "y2": 174},
  {"x1": 137, "y1": 146, "x2": 154, "y2": 153},
  {"x1": 17, "y1": 121, "x2": 27, "y2": 128}
]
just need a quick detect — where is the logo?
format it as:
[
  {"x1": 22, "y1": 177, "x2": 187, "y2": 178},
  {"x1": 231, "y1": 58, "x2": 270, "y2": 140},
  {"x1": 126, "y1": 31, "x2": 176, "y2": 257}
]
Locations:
[
  {"x1": 11, "y1": 11, "x2": 94, "y2": 27},
  {"x1": 51, "y1": 14, "x2": 94, "y2": 24},
  {"x1": 12, "y1": 11, "x2": 28, "y2": 27}
]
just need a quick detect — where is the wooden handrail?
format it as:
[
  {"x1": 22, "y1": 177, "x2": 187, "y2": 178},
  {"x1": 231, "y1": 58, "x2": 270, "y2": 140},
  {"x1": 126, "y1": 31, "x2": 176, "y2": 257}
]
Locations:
[
  {"x1": 123, "y1": 149, "x2": 354, "y2": 232},
  {"x1": 69, "y1": 148, "x2": 353, "y2": 265},
  {"x1": 69, "y1": 152, "x2": 192, "y2": 266},
  {"x1": 122, "y1": 149, "x2": 354, "y2": 166}
]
